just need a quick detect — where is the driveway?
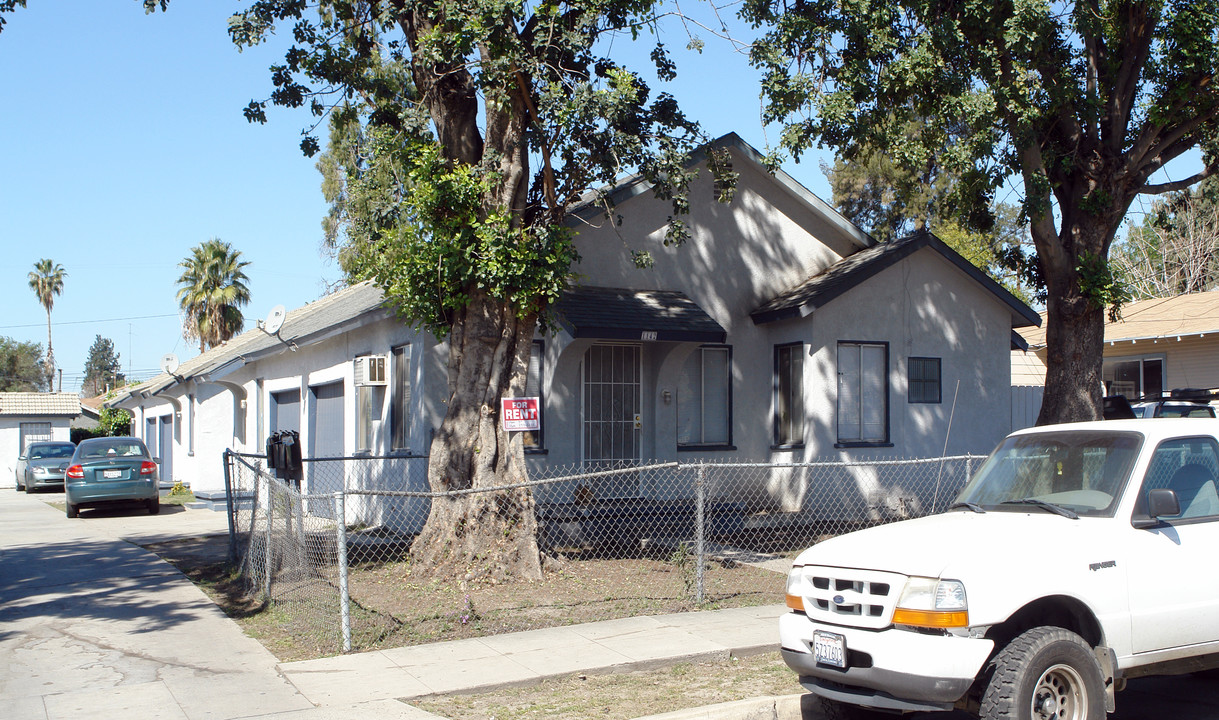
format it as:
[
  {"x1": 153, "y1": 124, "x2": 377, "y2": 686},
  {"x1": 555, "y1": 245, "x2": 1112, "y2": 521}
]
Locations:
[{"x1": 0, "y1": 490, "x2": 432, "y2": 720}]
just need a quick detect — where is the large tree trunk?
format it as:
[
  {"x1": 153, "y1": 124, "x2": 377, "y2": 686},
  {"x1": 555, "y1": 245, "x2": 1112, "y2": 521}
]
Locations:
[
  {"x1": 1034, "y1": 206, "x2": 1124, "y2": 425},
  {"x1": 1037, "y1": 287, "x2": 1105, "y2": 424},
  {"x1": 412, "y1": 289, "x2": 544, "y2": 582}
]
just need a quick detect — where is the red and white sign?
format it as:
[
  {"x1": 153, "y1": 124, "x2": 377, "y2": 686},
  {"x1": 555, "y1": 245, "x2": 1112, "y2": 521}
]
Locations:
[{"x1": 501, "y1": 397, "x2": 541, "y2": 432}]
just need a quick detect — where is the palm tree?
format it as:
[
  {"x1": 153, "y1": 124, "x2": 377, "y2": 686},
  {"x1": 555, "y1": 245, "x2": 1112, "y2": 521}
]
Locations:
[
  {"x1": 176, "y1": 239, "x2": 252, "y2": 353},
  {"x1": 27, "y1": 259, "x2": 66, "y2": 389}
]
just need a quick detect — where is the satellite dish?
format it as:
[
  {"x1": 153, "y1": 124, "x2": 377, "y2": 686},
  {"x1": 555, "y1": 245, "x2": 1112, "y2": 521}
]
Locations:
[
  {"x1": 160, "y1": 353, "x2": 180, "y2": 375},
  {"x1": 263, "y1": 304, "x2": 287, "y2": 335}
]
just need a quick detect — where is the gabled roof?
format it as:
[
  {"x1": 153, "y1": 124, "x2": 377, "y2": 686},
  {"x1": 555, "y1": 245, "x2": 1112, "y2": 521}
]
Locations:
[
  {"x1": 556, "y1": 287, "x2": 727, "y2": 343},
  {"x1": 110, "y1": 281, "x2": 391, "y2": 405},
  {"x1": 1018, "y1": 290, "x2": 1219, "y2": 348},
  {"x1": 750, "y1": 230, "x2": 1041, "y2": 328},
  {"x1": 568, "y1": 132, "x2": 875, "y2": 253},
  {"x1": 0, "y1": 392, "x2": 81, "y2": 417}
]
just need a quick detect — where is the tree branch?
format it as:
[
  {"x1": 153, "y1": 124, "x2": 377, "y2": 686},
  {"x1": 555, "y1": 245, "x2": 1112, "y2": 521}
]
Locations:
[
  {"x1": 1139, "y1": 167, "x2": 1216, "y2": 195},
  {"x1": 1105, "y1": 0, "x2": 1159, "y2": 153}
]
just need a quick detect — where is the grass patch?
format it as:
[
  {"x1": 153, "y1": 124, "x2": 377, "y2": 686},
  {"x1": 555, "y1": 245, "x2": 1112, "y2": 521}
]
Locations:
[{"x1": 414, "y1": 652, "x2": 801, "y2": 720}]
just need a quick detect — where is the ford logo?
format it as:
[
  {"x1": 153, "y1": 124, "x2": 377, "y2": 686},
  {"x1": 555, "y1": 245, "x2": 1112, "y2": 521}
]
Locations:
[{"x1": 833, "y1": 594, "x2": 845, "y2": 604}]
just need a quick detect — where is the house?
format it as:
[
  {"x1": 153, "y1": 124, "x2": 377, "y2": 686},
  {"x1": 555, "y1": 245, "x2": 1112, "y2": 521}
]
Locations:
[
  {"x1": 112, "y1": 133, "x2": 1039, "y2": 503},
  {"x1": 1013, "y1": 290, "x2": 1219, "y2": 422},
  {"x1": 1, "y1": 392, "x2": 81, "y2": 489}
]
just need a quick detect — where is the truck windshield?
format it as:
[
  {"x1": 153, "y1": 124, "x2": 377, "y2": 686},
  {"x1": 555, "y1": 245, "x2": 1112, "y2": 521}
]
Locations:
[{"x1": 954, "y1": 430, "x2": 1142, "y2": 517}]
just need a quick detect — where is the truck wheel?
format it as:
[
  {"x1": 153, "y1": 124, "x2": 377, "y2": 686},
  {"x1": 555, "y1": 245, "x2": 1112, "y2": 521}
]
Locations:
[
  {"x1": 818, "y1": 698, "x2": 889, "y2": 720},
  {"x1": 980, "y1": 627, "x2": 1106, "y2": 720}
]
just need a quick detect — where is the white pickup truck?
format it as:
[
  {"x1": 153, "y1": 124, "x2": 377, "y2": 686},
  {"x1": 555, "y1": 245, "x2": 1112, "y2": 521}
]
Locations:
[{"x1": 780, "y1": 419, "x2": 1219, "y2": 720}]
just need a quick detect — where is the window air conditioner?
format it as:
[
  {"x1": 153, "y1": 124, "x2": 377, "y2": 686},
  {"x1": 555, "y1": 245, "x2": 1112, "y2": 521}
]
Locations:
[{"x1": 354, "y1": 355, "x2": 388, "y2": 387}]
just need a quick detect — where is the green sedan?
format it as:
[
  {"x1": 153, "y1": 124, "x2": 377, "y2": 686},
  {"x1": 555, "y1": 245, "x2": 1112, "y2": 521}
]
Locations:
[{"x1": 64, "y1": 437, "x2": 160, "y2": 518}]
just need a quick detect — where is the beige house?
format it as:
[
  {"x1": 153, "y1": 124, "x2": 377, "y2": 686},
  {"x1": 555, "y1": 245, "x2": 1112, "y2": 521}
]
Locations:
[{"x1": 1013, "y1": 290, "x2": 1219, "y2": 402}]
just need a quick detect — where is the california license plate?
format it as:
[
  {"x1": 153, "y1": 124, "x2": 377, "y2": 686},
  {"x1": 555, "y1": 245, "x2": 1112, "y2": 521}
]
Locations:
[
  {"x1": 813, "y1": 630, "x2": 847, "y2": 668},
  {"x1": 103, "y1": 469, "x2": 121, "y2": 479}
]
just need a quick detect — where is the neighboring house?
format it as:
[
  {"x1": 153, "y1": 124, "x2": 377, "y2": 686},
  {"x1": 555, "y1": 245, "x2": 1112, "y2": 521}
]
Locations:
[
  {"x1": 74, "y1": 394, "x2": 104, "y2": 432},
  {"x1": 112, "y1": 133, "x2": 1039, "y2": 504},
  {"x1": 1, "y1": 392, "x2": 81, "y2": 489},
  {"x1": 1014, "y1": 291, "x2": 1219, "y2": 417}
]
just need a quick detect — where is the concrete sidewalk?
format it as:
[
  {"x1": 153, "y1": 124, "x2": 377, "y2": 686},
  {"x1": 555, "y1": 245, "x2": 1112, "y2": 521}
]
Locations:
[
  {"x1": 0, "y1": 489, "x2": 792, "y2": 720},
  {"x1": 277, "y1": 604, "x2": 784, "y2": 706}
]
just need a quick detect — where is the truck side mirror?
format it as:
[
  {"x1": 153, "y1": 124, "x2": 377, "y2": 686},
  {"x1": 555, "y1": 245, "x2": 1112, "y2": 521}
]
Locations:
[
  {"x1": 1148, "y1": 488, "x2": 1181, "y2": 518},
  {"x1": 1133, "y1": 489, "x2": 1181, "y2": 529}
]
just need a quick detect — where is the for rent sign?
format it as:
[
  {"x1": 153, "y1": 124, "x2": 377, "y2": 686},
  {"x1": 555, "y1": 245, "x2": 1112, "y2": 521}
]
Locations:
[{"x1": 501, "y1": 397, "x2": 540, "y2": 432}]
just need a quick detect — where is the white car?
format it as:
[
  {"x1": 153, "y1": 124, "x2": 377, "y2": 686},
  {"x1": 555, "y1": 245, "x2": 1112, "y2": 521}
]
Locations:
[{"x1": 781, "y1": 419, "x2": 1219, "y2": 720}]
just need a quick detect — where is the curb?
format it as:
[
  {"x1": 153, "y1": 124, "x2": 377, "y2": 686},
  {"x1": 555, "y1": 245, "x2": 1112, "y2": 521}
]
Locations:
[{"x1": 632, "y1": 693, "x2": 814, "y2": 720}]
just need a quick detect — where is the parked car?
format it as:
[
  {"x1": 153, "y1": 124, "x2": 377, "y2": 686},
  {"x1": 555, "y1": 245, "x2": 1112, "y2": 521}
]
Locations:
[
  {"x1": 15, "y1": 441, "x2": 76, "y2": 492},
  {"x1": 781, "y1": 418, "x2": 1219, "y2": 720},
  {"x1": 64, "y1": 436, "x2": 160, "y2": 518},
  {"x1": 1130, "y1": 400, "x2": 1216, "y2": 418}
]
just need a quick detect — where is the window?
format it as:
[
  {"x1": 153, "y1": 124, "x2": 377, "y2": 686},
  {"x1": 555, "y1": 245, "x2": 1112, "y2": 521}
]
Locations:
[
  {"x1": 678, "y1": 345, "x2": 732, "y2": 447},
  {"x1": 774, "y1": 343, "x2": 804, "y2": 446},
  {"x1": 1103, "y1": 356, "x2": 1164, "y2": 400},
  {"x1": 1139, "y1": 437, "x2": 1219, "y2": 521},
  {"x1": 908, "y1": 357, "x2": 941, "y2": 404},
  {"x1": 356, "y1": 385, "x2": 384, "y2": 453},
  {"x1": 391, "y1": 344, "x2": 412, "y2": 451},
  {"x1": 523, "y1": 341, "x2": 544, "y2": 450},
  {"x1": 838, "y1": 342, "x2": 889, "y2": 444}
]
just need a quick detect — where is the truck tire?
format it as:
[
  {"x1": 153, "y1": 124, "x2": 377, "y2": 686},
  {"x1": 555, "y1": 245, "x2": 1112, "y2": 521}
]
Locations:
[{"x1": 980, "y1": 627, "x2": 1106, "y2": 720}]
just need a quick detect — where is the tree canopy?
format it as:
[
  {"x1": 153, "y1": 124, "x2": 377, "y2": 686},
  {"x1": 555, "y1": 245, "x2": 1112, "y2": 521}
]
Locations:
[
  {"x1": 82, "y1": 335, "x2": 124, "y2": 397},
  {"x1": 176, "y1": 238, "x2": 252, "y2": 353},
  {"x1": 744, "y1": 0, "x2": 1219, "y2": 423},
  {"x1": 0, "y1": 336, "x2": 47, "y2": 392},
  {"x1": 1112, "y1": 176, "x2": 1219, "y2": 299}
]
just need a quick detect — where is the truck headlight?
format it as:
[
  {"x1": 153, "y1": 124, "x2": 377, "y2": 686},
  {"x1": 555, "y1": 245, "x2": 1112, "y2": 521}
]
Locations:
[
  {"x1": 892, "y1": 577, "x2": 969, "y2": 628},
  {"x1": 785, "y1": 566, "x2": 805, "y2": 612}
]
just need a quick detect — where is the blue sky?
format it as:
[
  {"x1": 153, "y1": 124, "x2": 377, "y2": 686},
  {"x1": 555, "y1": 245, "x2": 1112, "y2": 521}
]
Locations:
[{"x1": 0, "y1": 1, "x2": 792, "y2": 394}]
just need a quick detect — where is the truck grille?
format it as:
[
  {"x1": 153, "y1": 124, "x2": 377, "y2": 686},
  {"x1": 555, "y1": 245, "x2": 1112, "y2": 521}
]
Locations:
[{"x1": 793, "y1": 565, "x2": 905, "y2": 630}]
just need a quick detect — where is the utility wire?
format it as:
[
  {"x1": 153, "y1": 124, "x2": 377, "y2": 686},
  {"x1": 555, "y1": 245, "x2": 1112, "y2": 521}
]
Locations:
[{"x1": 0, "y1": 313, "x2": 179, "y2": 330}]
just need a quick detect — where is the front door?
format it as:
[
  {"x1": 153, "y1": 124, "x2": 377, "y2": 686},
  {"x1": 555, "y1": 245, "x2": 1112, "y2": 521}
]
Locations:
[
  {"x1": 582, "y1": 344, "x2": 642, "y2": 498},
  {"x1": 158, "y1": 415, "x2": 173, "y2": 486}
]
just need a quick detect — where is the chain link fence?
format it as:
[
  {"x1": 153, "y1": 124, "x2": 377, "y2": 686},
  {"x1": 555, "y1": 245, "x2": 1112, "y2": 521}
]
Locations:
[{"x1": 223, "y1": 450, "x2": 980, "y2": 657}]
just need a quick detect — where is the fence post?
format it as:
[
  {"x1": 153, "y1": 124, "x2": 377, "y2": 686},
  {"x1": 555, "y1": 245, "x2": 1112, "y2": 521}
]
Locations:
[
  {"x1": 334, "y1": 491, "x2": 352, "y2": 653},
  {"x1": 223, "y1": 450, "x2": 238, "y2": 565},
  {"x1": 264, "y1": 480, "x2": 274, "y2": 602},
  {"x1": 695, "y1": 463, "x2": 706, "y2": 605}
]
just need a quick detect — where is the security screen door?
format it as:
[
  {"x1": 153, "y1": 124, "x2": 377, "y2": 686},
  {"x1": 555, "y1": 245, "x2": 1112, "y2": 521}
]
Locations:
[{"x1": 582, "y1": 344, "x2": 642, "y2": 498}]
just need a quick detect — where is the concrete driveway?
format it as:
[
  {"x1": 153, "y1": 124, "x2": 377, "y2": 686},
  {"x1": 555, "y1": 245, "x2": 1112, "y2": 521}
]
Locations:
[{"x1": 0, "y1": 489, "x2": 432, "y2": 720}]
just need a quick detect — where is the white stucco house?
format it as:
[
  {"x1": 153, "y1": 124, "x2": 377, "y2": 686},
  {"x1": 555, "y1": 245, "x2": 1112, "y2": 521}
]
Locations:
[
  {"x1": 111, "y1": 134, "x2": 1039, "y2": 504},
  {"x1": 2, "y1": 392, "x2": 81, "y2": 489}
]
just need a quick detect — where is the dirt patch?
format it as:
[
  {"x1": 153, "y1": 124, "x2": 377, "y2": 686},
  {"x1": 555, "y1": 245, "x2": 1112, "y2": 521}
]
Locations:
[
  {"x1": 413, "y1": 652, "x2": 802, "y2": 720},
  {"x1": 143, "y1": 536, "x2": 786, "y2": 662}
]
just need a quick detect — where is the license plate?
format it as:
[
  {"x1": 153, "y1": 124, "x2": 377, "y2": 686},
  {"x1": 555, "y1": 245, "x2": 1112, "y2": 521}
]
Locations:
[
  {"x1": 813, "y1": 630, "x2": 847, "y2": 668},
  {"x1": 103, "y1": 469, "x2": 121, "y2": 479}
]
